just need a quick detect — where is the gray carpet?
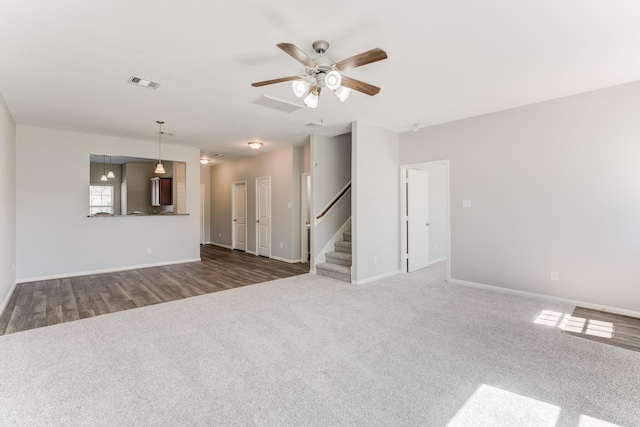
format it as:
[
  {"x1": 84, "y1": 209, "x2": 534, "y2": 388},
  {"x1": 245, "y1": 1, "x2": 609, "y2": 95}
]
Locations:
[{"x1": 0, "y1": 262, "x2": 638, "y2": 426}]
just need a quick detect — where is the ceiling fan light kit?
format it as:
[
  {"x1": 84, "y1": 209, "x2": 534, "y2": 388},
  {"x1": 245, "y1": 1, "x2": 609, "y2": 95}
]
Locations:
[{"x1": 252, "y1": 40, "x2": 387, "y2": 108}]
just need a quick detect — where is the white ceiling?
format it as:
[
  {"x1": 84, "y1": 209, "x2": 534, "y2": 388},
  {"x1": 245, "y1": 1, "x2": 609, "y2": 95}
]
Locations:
[{"x1": 2, "y1": 1, "x2": 640, "y2": 163}]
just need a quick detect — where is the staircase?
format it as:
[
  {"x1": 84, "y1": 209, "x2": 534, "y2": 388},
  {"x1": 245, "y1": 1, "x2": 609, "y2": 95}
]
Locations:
[{"x1": 316, "y1": 231, "x2": 352, "y2": 283}]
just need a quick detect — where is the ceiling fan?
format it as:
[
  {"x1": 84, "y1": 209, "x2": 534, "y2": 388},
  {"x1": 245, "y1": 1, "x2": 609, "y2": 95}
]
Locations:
[{"x1": 251, "y1": 40, "x2": 388, "y2": 108}]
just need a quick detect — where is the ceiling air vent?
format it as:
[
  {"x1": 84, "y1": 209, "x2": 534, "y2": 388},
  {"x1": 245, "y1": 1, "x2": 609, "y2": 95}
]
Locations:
[
  {"x1": 251, "y1": 95, "x2": 303, "y2": 113},
  {"x1": 304, "y1": 122, "x2": 324, "y2": 129},
  {"x1": 127, "y1": 76, "x2": 161, "y2": 89}
]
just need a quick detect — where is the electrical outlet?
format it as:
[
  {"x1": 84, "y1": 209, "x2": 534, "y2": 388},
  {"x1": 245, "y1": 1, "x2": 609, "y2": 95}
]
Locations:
[
  {"x1": 374, "y1": 255, "x2": 378, "y2": 263},
  {"x1": 147, "y1": 247, "x2": 152, "y2": 254},
  {"x1": 12, "y1": 262, "x2": 15, "y2": 272},
  {"x1": 218, "y1": 233, "x2": 221, "y2": 238},
  {"x1": 280, "y1": 242, "x2": 284, "y2": 248},
  {"x1": 550, "y1": 271, "x2": 559, "y2": 281}
]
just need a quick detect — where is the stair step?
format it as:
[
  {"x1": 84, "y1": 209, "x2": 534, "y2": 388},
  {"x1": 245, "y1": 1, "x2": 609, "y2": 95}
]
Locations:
[
  {"x1": 316, "y1": 263, "x2": 351, "y2": 283},
  {"x1": 326, "y1": 251, "x2": 352, "y2": 267},
  {"x1": 343, "y1": 231, "x2": 352, "y2": 242},
  {"x1": 334, "y1": 241, "x2": 352, "y2": 253}
]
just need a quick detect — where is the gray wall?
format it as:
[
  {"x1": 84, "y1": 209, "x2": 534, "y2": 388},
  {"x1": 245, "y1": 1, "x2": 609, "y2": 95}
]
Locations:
[
  {"x1": 312, "y1": 133, "x2": 352, "y2": 259},
  {"x1": 209, "y1": 146, "x2": 300, "y2": 261},
  {"x1": 0, "y1": 91, "x2": 16, "y2": 308},
  {"x1": 16, "y1": 125, "x2": 200, "y2": 281},
  {"x1": 400, "y1": 81, "x2": 640, "y2": 313},
  {"x1": 352, "y1": 121, "x2": 400, "y2": 283}
]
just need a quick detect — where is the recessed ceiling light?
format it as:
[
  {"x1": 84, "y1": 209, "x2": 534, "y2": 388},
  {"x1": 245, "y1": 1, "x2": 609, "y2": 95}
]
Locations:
[{"x1": 127, "y1": 75, "x2": 161, "y2": 89}]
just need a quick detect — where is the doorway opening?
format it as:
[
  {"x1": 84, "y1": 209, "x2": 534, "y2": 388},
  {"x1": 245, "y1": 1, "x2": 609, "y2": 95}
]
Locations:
[{"x1": 400, "y1": 160, "x2": 451, "y2": 280}]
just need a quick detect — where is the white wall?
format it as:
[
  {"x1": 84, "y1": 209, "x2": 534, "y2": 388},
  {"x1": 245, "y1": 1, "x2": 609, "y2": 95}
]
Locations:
[
  {"x1": 209, "y1": 146, "x2": 299, "y2": 261},
  {"x1": 0, "y1": 92, "x2": 16, "y2": 308},
  {"x1": 16, "y1": 125, "x2": 201, "y2": 281},
  {"x1": 400, "y1": 81, "x2": 640, "y2": 313},
  {"x1": 352, "y1": 121, "x2": 400, "y2": 283}
]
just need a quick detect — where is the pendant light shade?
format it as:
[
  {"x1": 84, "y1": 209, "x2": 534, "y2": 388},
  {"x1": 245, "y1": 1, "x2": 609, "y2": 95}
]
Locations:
[
  {"x1": 100, "y1": 155, "x2": 108, "y2": 181},
  {"x1": 155, "y1": 120, "x2": 165, "y2": 174},
  {"x1": 106, "y1": 155, "x2": 115, "y2": 179}
]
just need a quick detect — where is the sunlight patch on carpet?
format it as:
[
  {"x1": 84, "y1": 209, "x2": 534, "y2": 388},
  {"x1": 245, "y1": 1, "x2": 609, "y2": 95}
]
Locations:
[{"x1": 447, "y1": 384, "x2": 560, "y2": 427}]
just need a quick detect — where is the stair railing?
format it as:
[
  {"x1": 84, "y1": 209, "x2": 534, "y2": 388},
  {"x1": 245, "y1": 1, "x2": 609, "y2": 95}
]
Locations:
[{"x1": 316, "y1": 181, "x2": 351, "y2": 220}]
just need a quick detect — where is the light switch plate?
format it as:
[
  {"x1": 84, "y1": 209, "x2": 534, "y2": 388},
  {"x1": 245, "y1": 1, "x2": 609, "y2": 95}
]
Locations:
[{"x1": 462, "y1": 200, "x2": 472, "y2": 208}]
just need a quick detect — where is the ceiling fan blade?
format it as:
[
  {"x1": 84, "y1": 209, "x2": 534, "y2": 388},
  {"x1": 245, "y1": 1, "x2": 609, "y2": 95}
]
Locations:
[
  {"x1": 251, "y1": 75, "x2": 302, "y2": 87},
  {"x1": 334, "y1": 48, "x2": 388, "y2": 71},
  {"x1": 340, "y1": 76, "x2": 381, "y2": 96},
  {"x1": 277, "y1": 43, "x2": 317, "y2": 68}
]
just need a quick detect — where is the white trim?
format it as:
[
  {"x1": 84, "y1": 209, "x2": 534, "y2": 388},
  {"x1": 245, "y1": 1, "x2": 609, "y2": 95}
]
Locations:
[
  {"x1": 450, "y1": 278, "x2": 640, "y2": 319},
  {"x1": 270, "y1": 255, "x2": 303, "y2": 264},
  {"x1": 1, "y1": 280, "x2": 18, "y2": 315},
  {"x1": 209, "y1": 242, "x2": 232, "y2": 249},
  {"x1": 353, "y1": 269, "x2": 401, "y2": 285},
  {"x1": 16, "y1": 258, "x2": 202, "y2": 284}
]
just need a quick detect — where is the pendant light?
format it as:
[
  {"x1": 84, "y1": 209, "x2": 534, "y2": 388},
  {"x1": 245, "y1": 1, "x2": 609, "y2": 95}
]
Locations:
[
  {"x1": 106, "y1": 155, "x2": 115, "y2": 179},
  {"x1": 100, "y1": 155, "x2": 108, "y2": 181},
  {"x1": 155, "y1": 120, "x2": 166, "y2": 174}
]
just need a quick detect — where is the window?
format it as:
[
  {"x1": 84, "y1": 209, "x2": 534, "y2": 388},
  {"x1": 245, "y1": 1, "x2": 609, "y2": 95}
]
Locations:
[{"x1": 89, "y1": 185, "x2": 114, "y2": 215}]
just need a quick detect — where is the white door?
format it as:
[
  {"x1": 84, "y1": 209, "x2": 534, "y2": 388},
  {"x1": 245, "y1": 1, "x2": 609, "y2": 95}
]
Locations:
[
  {"x1": 407, "y1": 169, "x2": 429, "y2": 272},
  {"x1": 232, "y1": 182, "x2": 246, "y2": 251},
  {"x1": 256, "y1": 177, "x2": 271, "y2": 257}
]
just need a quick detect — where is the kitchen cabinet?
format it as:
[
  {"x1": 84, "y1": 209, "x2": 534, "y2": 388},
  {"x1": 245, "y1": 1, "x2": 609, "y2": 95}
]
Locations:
[{"x1": 151, "y1": 177, "x2": 172, "y2": 206}]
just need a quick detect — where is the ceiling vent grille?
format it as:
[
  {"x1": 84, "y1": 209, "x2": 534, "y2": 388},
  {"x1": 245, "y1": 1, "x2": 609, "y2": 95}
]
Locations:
[
  {"x1": 304, "y1": 122, "x2": 324, "y2": 129},
  {"x1": 252, "y1": 95, "x2": 303, "y2": 113},
  {"x1": 127, "y1": 76, "x2": 161, "y2": 89}
]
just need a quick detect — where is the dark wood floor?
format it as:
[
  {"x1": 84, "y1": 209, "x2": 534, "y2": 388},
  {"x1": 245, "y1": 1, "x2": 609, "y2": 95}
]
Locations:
[
  {"x1": 562, "y1": 306, "x2": 640, "y2": 352},
  {"x1": 0, "y1": 245, "x2": 309, "y2": 335}
]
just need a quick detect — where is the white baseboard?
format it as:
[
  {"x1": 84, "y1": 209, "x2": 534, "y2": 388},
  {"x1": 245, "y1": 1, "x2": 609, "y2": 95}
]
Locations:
[
  {"x1": 449, "y1": 278, "x2": 640, "y2": 319},
  {"x1": 270, "y1": 255, "x2": 303, "y2": 264},
  {"x1": 1, "y1": 280, "x2": 18, "y2": 315},
  {"x1": 353, "y1": 269, "x2": 401, "y2": 285},
  {"x1": 16, "y1": 258, "x2": 202, "y2": 284},
  {"x1": 209, "y1": 242, "x2": 232, "y2": 250}
]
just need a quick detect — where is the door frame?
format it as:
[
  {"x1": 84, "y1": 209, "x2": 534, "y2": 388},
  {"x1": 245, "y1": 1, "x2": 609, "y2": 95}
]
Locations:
[
  {"x1": 200, "y1": 183, "x2": 205, "y2": 244},
  {"x1": 255, "y1": 176, "x2": 271, "y2": 258},
  {"x1": 231, "y1": 180, "x2": 247, "y2": 251},
  {"x1": 400, "y1": 160, "x2": 451, "y2": 280},
  {"x1": 300, "y1": 173, "x2": 311, "y2": 263}
]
